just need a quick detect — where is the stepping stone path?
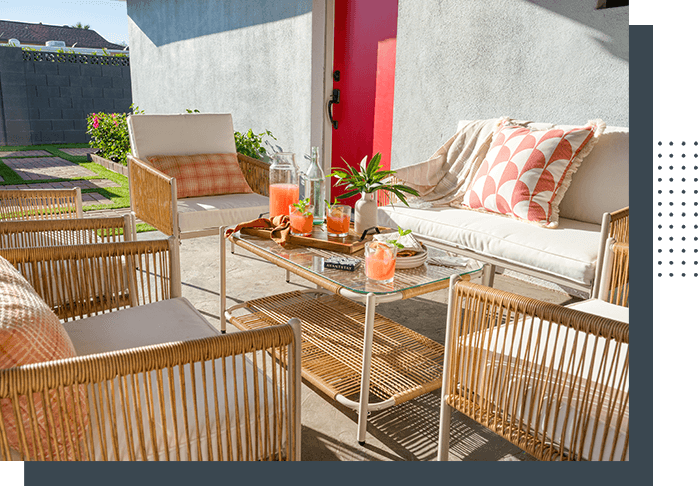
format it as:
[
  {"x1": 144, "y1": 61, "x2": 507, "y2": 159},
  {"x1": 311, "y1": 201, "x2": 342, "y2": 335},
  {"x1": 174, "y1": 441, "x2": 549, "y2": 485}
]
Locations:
[{"x1": 0, "y1": 149, "x2": 121, "y2": 209}]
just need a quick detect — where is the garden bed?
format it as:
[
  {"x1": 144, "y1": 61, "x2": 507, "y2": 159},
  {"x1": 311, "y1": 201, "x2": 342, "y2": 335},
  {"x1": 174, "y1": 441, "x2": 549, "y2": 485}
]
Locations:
[{"x1": 88, "y1": 153, "x2": 128, "y2": 176}]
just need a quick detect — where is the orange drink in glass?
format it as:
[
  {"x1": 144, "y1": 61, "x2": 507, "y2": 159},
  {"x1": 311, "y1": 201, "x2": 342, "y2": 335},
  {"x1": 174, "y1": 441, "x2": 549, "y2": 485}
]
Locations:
[
  {"x1": 269, "y1": 183, "x2": 299, "y2": 217},
  {"x1": 364, "y1": 241, "x2": 397, "y2": 284},
  {"x1": 289, "y1": 203, "x2": 314, "y2": 236},
  {"x1": 326, "y1": 204, "x2": 351, "y2": 237}
]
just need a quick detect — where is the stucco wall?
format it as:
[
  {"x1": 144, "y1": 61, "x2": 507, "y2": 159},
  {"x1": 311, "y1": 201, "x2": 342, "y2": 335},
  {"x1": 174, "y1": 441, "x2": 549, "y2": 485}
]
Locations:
[
  {"x1": 391, "y1": 0, "x2": 629, "y2": 168},
  {"x1": 127, "y1": 0, "x2": 313, "y2": 167}
]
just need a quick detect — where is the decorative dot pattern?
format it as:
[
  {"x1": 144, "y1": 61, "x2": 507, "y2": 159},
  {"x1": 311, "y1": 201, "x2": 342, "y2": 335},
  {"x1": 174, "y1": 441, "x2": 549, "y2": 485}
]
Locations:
[{"x1": 656, "y1": 141, "x2": 698, "y2": 276}]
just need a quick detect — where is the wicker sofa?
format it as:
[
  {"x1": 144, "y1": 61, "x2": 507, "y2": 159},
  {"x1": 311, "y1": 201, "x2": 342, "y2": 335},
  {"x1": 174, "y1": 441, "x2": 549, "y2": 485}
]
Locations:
[
  {"x1": 0, "y1": 238, "x2": 301, "y2": 461},
  {"x1": 378, "y1": 120, "x2": 629, "y2": 297}
]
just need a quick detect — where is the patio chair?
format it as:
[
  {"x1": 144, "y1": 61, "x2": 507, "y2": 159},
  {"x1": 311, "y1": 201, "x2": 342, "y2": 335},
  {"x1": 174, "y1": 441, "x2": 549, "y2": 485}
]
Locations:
[
  {"x1": 0, "y1": 188, "x2": 83, "y2": 221},
  {"x1": 596, "y1": 238, "x2": 629, "y2": 307},
  {"x1": 126, "y1": 113, "x2": 270, "y2": 283},
  {"x1": 0, "y1": 239, "x2": 301, "y2": 461},
  {"x1": 437, "y1": 277, "x2": 629, "y2": 461}
]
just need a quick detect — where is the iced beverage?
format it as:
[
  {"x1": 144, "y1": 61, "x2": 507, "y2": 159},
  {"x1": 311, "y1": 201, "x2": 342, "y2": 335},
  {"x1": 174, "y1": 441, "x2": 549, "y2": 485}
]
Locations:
[
  {"x1": 364, "y1": 242, "x2": 397, "y2": 283},
  {"x1": 326, "y1": 205, "x2": 351, "y2": 237},
  {"x1": 269, "y1": 183, "x2": 299, "y2": 217},
  {"x1": 289, "y1": 204, "x2": 314, "y2": 236}
]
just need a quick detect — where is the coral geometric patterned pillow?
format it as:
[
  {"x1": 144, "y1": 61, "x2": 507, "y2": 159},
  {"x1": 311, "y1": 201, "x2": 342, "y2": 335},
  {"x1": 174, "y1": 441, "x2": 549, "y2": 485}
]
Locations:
[
  {"x1": 147, "y1": 153, "x2": 253, "y2": 199},
  {"x1": 0, "y1": 256, "x2": 86, "y2": 460},
  {"x1": 463, "y1": 120, "x2": 605, "y2": 228}
]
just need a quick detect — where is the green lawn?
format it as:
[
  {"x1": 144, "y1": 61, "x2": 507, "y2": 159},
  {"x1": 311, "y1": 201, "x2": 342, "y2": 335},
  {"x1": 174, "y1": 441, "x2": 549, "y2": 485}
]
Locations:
[{"x1": 0, "y1": 143, "x2": 154, "y2": 232}]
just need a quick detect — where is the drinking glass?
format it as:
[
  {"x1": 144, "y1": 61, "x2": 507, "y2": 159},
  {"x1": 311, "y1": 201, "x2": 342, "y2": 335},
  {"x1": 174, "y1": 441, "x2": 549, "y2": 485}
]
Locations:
[
  {"x1": 326, "y1": 204, "x2": 352, "y2": 237},
  {"x1": 364, "y1": 241, "x2": 397, "y2": 284},
  {"x1": 289, "y1": 204, "x2": 314, "y2": 236}
]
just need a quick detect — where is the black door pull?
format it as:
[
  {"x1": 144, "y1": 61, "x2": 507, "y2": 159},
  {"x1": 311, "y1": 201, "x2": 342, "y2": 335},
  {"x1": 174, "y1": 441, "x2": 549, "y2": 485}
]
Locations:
[{"x1": 328, "y1": 89, "x2": 340, "y2": 130}]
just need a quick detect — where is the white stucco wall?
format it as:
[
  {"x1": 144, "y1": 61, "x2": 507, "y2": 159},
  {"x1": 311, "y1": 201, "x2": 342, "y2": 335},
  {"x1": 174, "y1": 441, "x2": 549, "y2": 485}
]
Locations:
[
  {"x1": 127, "y1": 0, "x2": 313, "y2": 165},
  {"x1": 391, "y1": 0, "x2": 629, "y2": 168}
]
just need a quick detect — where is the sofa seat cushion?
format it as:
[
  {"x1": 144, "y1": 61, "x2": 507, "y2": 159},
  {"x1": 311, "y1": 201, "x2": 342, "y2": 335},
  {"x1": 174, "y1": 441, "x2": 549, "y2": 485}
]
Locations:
[
  {"x1": 567, "y1": 298, "x2": 629, "y2": 323},
  {"x1": 377, "y1": 204, "x2": 600, "y2": 286},
  {"x1": 176, "y1": 193, "x2": 269, "y2": 234},
  {"x1": 456, "y1": 299, "x2": 628, "y2": 461},
  {"x1": 62, "y1": 297, "x2": 284, "y2": 461}
]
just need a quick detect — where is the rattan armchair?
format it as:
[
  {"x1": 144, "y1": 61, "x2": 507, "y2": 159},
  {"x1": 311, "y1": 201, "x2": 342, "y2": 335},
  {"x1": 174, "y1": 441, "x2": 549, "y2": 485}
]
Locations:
[
  {"x1": 597, "y1": 237, "x2": 629, "y2": 307},
  {"x1": 0, "y1": 239, "x2": 301, "y2": 461},
  {"x1": 0, "y1": 188, "x2": 83, "y2": 221},
  {"x1": 438, "y1": 277, "x2": 629, "y2": 461}
]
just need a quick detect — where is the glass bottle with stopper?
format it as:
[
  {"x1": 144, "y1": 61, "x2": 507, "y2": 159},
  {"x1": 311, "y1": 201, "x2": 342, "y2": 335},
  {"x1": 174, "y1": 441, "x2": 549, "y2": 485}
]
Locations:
[{"x1": 304, "y1": 146, "x2": 325, "y2": 225}]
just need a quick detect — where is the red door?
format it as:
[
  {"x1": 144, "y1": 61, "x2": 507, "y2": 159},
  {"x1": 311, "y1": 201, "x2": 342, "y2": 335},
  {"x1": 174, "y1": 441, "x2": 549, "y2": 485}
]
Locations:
[{"x1": 330, "y1": 0, "x2": 398, "y2": 204}]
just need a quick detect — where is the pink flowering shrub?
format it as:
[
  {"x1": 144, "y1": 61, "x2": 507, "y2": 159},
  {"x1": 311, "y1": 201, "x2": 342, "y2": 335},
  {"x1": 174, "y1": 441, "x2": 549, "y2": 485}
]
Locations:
[{"x1": 86, "y1": 104, "x2": 143, "y2": 166}]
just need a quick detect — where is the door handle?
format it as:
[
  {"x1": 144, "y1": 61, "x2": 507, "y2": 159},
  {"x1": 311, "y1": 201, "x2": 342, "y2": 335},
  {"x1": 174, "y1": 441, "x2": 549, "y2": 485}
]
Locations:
[{"x1": 327, "y1": 89, "x2": 340, "y2": 130}]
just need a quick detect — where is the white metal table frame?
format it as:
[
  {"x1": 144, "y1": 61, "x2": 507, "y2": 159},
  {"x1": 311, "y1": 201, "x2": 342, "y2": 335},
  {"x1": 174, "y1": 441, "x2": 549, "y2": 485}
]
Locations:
[{"x1": 218, "y1": 225, "x2": 484, "y2": 444}]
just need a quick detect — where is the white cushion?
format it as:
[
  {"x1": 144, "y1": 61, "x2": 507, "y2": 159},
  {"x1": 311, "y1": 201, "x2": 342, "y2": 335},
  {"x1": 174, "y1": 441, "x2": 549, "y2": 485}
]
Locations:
[
  {"x1": 377, "y1": 205, "x2": 600, "y2": 286},
  {"x1": 127, "y1": 113, "x2": 237, "y2": 160},
  {"x1": 567, "y1": 298, "x2": 629, "y2": 323},
  {"x1": 176, "y1": 193, "x2": 269, "y2": 234},
  {"x1": 63, "y1": 298, "x2": 283, "y2": 461},
  {"x1": 457, "y1": 120, "x2": 628, "y2": 224}
]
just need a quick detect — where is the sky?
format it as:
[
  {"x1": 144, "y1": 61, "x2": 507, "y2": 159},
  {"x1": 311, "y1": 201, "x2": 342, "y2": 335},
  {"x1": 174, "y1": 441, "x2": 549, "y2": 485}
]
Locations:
[{"x1": 0, "y1": 0, "x2": 128, "y2": 45}]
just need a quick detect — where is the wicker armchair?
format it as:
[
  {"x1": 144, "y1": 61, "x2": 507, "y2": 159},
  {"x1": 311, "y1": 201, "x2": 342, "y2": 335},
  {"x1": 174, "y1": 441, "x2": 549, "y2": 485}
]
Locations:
[
  {"x1": 438, "y1": 277, "x2": 629, "y2": 461},
  {"x1": 597, "y1": 238, "x2": 629, "y2": 307},
  {"x1": 0, "y1": 239, "x2": 301, "y2": 461},
  {"x1": 0, "y1": 188, "x2": 83, "y2": 221},
  {"x1": 127, "y1": 113, "x2": 269, "y2": 241}
]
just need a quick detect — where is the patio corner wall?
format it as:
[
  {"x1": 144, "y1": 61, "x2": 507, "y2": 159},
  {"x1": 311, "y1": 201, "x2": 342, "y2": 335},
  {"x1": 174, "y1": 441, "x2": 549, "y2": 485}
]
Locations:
[
  {"x1": 390, "y1": 1, "x2": 629, "y2": 168},
  {"x1": 0, "y1": 47, "x2": 132, "y2": 146}
]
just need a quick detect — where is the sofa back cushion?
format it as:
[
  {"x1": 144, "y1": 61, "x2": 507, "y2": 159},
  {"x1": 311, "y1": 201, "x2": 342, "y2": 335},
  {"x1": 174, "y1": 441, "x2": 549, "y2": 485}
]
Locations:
[
  {"x1": 146, "y1": 153, "x2": 253, "y2": 199},
  {"x1": 0, "y1": 256, "x2": 86, "y2": 460},
  {"x1": 458, "y1": 120, "x2": 629, "y2": 224},
  {"x1": 127, "y1": 113, "x2": 237, "y2": 160}
]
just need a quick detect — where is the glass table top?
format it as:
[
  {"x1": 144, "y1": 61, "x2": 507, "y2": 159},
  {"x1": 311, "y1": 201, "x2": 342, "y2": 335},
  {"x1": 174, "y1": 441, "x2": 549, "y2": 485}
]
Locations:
[{"x1": 232, "y1": 232, "x2": 483, "y2": 296}]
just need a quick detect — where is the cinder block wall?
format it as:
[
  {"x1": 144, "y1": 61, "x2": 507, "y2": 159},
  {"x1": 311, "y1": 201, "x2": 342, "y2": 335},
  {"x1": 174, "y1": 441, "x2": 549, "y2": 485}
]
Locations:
[{"x1": 0, "y1": 47, "x2": 132, "y2": 146}]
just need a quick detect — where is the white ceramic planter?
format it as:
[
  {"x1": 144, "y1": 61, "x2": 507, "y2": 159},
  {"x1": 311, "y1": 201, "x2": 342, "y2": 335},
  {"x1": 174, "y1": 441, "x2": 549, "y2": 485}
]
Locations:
[{"x1": 354, "y1": 192, "x2": 377, "y2": 235}]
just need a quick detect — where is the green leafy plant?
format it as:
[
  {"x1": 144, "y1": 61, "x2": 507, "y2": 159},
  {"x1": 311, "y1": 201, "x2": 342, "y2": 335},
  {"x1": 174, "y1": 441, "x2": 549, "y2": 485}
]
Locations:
[
  {"x1": 185, "y1": 108, "x2": 200, "y2": 113},
  {"x1": 86, "y1": 104, "x2": 143, "y2": 166},
  {"x1": 387, "y1": 226, "x2": 412, "y2": 249},
  {"x1": 325, "y1": 198, "x2": 341, "y2": 210},
  {"x1": 328, "y1": 153, "x2": 419, "y2": 205},
  {"x1": 291, "y1": 198, "x2": 312, "y2": 217},
  {"x1": 234, "y1": 129, "x2": 276, "y2": 160}
]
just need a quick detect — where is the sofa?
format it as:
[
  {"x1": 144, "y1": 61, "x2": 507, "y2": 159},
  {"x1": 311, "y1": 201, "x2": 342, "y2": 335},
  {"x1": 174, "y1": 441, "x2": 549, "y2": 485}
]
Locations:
[
  {"x1": 0, "y1": 238, "x2": 301, "y2": 461},
  {"x1": 377, "y1": 120, "x2": 629, "y2": 297}
]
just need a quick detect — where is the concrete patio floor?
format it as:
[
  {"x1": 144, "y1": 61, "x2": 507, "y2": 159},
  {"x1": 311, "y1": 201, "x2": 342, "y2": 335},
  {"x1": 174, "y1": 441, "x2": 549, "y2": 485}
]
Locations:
[{"x1": 137, "y1": 230, "x2": 582, "y2": 461}]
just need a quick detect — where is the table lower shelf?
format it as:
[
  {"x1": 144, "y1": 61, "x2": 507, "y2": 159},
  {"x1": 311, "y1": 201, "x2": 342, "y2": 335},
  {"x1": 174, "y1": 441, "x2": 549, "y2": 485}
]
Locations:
[{"x1": 228, "y1": 290, "x2": 444, "y2": 409}]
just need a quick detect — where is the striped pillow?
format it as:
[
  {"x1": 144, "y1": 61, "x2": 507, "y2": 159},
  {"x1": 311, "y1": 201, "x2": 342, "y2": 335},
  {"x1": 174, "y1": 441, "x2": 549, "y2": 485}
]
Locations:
[
  {"x1": 0, "y1": 256, "x2": 86, "y2": 460},
  {"x1": 147, "y1": 153, "x2": 254, "y2": 199},
  {"x1": 463, "y1": 120, "x2": 605, "y2": 228}
]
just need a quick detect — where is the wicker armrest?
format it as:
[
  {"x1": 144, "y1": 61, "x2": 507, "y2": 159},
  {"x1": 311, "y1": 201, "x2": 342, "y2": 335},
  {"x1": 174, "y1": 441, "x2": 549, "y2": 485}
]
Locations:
[
  {"x1": 609, "y1": 206, "x2": 629, "y2": 244},
  {"x1": 0, "y1": 215, "x2": 130, "y2": 250},
  {"x1": 0, "y1": 188, "x2": 83, "y2": 221},
  {"x1": 0, "y1": 321, "x2": 300, "y2": 461},
  {"x1": 441, "y1": 279, "x2": 629, "y2": 461},
  {"x1": 128, "y1": 155, "x2": 175, "y2": 236},
  {"x1": 237, "y1": 153, "x2": 270, "y2": 196},
  {"x1": 0, "y1": 239, "x2": 175, "y2": 320}
]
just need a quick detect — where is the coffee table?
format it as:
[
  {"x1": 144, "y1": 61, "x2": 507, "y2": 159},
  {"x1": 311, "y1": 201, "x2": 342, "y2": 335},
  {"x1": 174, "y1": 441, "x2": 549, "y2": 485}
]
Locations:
[{"x1": 219, "y1": 226, "x2": 483, "y2": 444}]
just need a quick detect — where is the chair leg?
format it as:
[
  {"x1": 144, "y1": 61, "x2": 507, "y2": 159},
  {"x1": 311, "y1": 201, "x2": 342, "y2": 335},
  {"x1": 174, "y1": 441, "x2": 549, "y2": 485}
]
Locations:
[
  {"x1": 220, "y1": 226, "x2": 227, "y2": 333},
  {"x1": 170, "y1": 237, "x2": 183, "y2": 298},
  {"x1": 437, "y1": 400, "x2": 452, "y2": 461},
  {"x1": 481, "y1": 263, "x2": 496, "y2": 287}
]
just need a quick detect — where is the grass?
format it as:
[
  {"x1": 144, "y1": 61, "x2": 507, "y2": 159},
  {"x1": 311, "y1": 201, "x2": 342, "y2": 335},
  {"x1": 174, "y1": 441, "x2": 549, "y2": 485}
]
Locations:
[{"x1": 0, "y1": 143, "x2": 155, "y2": 232}]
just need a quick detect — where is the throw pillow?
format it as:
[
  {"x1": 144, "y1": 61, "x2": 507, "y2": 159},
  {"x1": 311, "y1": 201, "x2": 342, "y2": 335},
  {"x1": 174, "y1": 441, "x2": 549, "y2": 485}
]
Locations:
[
  {"x1": 0, "y1": 256, "x2": 85, "y2": 460},
  {"x1": 462, "y1": 120, "x2": 605, "y2": 228},
  {"x1": 146, "y1": 153, "x2": 253, "y2": 199}
]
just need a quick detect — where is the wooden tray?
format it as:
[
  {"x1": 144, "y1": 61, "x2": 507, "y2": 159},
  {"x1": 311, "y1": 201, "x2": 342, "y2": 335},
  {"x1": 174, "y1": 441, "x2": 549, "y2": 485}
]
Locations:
[{"x1": 240, "y1": 224, "x2": 390, "y2": 254}]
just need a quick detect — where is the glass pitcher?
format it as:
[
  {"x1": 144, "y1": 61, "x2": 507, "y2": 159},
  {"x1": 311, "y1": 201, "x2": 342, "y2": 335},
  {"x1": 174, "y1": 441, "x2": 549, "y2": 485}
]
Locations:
[{"x1": 269, "y1": 152, "x2": 299, "y2": 217}]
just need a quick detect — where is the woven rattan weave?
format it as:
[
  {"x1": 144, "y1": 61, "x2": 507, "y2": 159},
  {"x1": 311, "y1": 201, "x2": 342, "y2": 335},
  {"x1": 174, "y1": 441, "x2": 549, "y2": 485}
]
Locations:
[{"x1": 231, "y1": 290, "x2": 444, "y2": 406}]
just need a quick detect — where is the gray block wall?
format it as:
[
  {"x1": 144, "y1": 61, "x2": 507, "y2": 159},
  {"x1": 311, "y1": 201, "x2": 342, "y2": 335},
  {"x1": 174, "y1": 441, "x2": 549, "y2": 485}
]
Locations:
[{"x1": 0, "y1": 47, "x2": 132, "y2": 146}]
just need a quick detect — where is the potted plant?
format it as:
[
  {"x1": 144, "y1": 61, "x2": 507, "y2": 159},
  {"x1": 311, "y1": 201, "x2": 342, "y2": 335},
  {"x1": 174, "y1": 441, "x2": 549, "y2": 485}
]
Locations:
[{"x1": 328, "y1": 153, "x2": 419, "y2": 234}]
